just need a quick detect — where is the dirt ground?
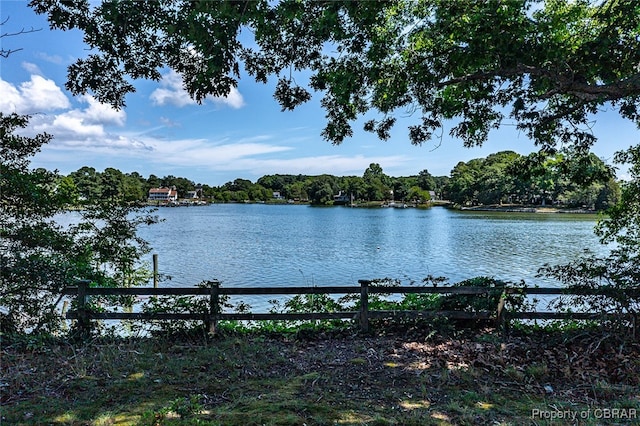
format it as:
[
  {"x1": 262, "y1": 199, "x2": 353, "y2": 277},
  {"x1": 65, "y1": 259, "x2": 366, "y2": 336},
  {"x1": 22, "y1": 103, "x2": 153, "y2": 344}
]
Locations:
[{"x1": 3, "y1": 326, "x2": 639, "y2": 425}]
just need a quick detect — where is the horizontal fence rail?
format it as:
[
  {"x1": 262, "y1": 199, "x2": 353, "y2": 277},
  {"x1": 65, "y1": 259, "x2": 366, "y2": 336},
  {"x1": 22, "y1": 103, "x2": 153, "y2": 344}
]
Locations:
[{"x1": 62, "y1": 280, "x2": 639, "y2": 336}]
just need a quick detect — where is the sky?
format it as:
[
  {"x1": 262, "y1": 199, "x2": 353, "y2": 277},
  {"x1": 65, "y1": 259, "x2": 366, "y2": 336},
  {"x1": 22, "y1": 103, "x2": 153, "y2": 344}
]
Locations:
[{"x1": 1, "y1": 1, "x2": 637, "y2": 186}]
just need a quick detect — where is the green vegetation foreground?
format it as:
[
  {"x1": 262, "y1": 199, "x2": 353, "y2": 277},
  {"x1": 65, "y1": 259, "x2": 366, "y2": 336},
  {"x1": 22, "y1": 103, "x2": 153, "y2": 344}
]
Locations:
[{"x1": 3, "y1": 328, "x2": 639, "y2": 426}]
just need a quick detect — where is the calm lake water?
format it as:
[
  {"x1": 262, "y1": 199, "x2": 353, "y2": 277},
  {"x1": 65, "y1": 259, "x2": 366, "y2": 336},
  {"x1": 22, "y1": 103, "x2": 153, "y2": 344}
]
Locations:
[{"x1": 135, "y1": 204, "x2": 608, "y2": 290}]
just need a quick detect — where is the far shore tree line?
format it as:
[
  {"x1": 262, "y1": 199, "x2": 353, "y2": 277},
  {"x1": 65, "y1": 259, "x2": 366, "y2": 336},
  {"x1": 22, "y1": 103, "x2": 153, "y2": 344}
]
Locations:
[{"x1": 60, "y1": 149, "x2": 619, "y2": 210}]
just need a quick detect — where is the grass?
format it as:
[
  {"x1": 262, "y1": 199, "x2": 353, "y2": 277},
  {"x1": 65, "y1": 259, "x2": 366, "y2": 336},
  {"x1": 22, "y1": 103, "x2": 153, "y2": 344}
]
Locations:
[{"x1": 2, "y1": 326, "x2": 640, "y2": 425}]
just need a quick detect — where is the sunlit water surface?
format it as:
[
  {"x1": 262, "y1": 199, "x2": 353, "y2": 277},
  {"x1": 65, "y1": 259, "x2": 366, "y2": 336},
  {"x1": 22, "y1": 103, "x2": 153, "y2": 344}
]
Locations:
[
  {"x1": 138, "y1": 204, "x2": 606, "y2": 287},
  {"x1": 59, "y1": 205, "x2": 609, "y2": 312}
]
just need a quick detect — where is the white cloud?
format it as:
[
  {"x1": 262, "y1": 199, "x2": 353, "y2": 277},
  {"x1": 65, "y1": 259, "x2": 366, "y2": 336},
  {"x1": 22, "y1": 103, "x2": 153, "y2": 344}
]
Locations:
[
  {"x1": 0, "y1": 75, "x2": 70, "y2": 113},
  {"x1": 49, "y1": 113, "x2": 106, "y2": 138},
  {"x1": 134, "y1": 134, "x2": 407, "y2": 177},
  {"x1": 215, "y1": 87, "x2": 244, "y2": 109},
  {"x1": 47, "y1": 134, "x2": 153, "y2": 152},
  {"x1": 22, "y1": 62, "x2": 43, "y2": 76},
  {"x1": 2, "y1": 73, "x2": 406, "y2": 183},
  {"x1": 32, "y1": 117, "x2": 412, "y2": 183},
  {"x1": 160, "y1": 116, "x2": 181, "y2": 128},
  {"x1": 77, "y1": 95, "x2": 126, "y2": 126},
  {"x1": 149, "y1": 70, "x2": 195, "y2": 107},
  {"x1": 150, "y1": 70, "x2": 244, "y2": 109},
  {"x1": 0, "y1": 75, "x2": 144, "y2": 153},
  {"x1": 150, "y1": 87, "x2": 190, "y2": 107},
  {"x1": 0, "y1": 79, "x2": 23, "y2": 112},
  {"x1": 29, "y1": 95, "x2": 127, "y2": 142},
  {"x1": 36, "y1": 134, "x2": 293, "y2": 174},
  {"x1": 19, "y1": 76, "x2": 70, "y2": 111},
  {"x1": 145, "y1": 138, "x2": 291, "y2": 167},
  {"x1": 36, "y1": 52, "x2": 64, "y2": 65}
]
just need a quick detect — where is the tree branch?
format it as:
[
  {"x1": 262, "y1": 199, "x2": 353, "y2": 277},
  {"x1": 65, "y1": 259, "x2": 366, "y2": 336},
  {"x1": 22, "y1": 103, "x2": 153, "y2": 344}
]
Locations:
[
  {"x1": 437, "y1": 64, "x2": 640, "y2": 103},
  {"x1": 0, "y1": 16, "x2": 42, "y2": 58}
]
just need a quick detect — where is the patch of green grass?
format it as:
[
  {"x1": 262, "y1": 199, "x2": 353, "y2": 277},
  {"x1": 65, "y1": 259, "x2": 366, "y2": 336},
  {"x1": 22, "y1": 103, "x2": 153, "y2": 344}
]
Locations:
[{"x1": 525, "y1": 363, "x2": 549, "y2": 380}]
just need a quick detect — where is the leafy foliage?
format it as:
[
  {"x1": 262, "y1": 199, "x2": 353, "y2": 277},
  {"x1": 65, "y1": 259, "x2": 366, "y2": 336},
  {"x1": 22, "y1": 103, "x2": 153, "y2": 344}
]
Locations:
[
  {"x1": 448, "y1": 149, "x2": 618, "y2": 207},
  {"x1": 540, "y1": 251, "x2": 640, "y2": 317},
  {"x1": 597, "y1": 145, "x2": 640, "y2": 252},
  {"x1": 29, "y1": 0, "x2": 640, "y2": 149},
  {"x1": 539, "y1": 144, "x2": 640, "y2": 324},
  {"x1": 1, "y1": 113, "x2": 69, "y2": 334},
  {"x1": 439, "y1": 277, "x2": 509, "y2": 313},
  {"x1": 1, "y1": 113, "x2": 156, "y2": 336}
]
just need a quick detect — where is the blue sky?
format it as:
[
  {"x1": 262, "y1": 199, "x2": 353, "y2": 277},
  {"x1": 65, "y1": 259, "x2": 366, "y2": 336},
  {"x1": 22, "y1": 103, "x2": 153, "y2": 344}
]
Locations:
[{"x1": 1, "y1": 1, "x2": 637, "y2": 186}]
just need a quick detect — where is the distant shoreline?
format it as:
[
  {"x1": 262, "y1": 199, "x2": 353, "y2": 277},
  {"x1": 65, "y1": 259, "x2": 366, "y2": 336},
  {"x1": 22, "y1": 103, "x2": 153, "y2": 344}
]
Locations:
[{"x1": 458, "y1": 204, "x2": 599, "y2": 214}]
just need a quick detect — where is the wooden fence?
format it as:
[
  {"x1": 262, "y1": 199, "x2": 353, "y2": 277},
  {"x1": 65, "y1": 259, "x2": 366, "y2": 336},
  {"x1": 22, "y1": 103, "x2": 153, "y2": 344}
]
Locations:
[{"x1": 62, "y1": 280, "x2": 639, "y2": 336}]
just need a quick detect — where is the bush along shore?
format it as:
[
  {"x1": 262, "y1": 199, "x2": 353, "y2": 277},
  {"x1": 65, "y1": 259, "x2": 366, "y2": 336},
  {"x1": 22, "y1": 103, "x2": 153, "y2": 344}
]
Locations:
[{"x1": 2, "y1": 277, "x2": 639, "y2": 426}]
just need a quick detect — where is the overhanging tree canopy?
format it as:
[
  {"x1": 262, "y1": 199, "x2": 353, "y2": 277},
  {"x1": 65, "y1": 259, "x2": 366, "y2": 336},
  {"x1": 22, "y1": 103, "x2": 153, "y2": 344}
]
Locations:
[{"x1": 29, "y1": 0, "x2": 640, "y2": 149}]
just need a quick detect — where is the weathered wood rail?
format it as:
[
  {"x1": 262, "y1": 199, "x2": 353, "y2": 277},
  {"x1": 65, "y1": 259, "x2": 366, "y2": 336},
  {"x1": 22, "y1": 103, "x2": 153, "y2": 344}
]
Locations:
[{"x1": 63, "y1": 280, "x2": 639, "y2": 335}]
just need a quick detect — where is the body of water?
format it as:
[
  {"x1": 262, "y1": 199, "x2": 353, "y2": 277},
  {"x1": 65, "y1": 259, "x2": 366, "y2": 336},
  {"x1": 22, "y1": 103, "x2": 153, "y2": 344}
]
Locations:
[{"x1": 135, "y1": 204, "x2": 607, "y2": 290}]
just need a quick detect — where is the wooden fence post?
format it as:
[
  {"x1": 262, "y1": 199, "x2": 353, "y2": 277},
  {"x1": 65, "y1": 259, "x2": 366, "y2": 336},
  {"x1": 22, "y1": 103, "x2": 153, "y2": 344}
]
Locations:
[
  {"x1": 153, "y1": 254, "x2": 159, "y2": 288},
  {"x1": 496, "y1": 289, "x2": 506, "y2": 331},
  {"x1": 76, "y1": 279, "x2": 91, "y2": 338},
  {"x1": 208, "y1": 280, "x2": 220, "y2": 335},
  {"x1": 359, "y1": 280, "x2": 369, "y2": 333}
]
